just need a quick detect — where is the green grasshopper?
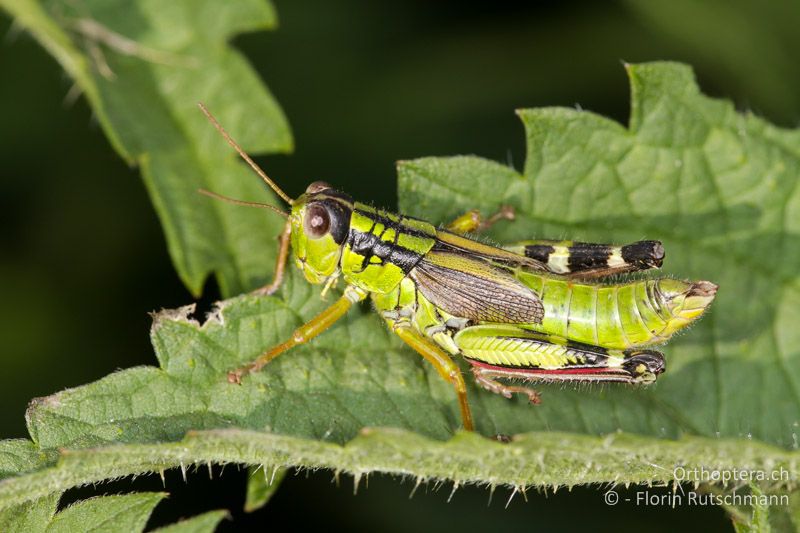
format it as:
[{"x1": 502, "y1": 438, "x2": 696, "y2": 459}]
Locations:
[{"x1": 198, "y1": 104, "x2": 718, "y2": 432}]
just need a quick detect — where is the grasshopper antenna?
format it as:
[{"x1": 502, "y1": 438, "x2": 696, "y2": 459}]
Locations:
[
  {"x1": 198, "y1": 188, "x2": 289, "y2": 218},
  {"x1": 197, "y1": 102, "x2": 294, "y2": 205}
]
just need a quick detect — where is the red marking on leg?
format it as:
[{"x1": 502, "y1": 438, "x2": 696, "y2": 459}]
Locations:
[{"x1": 468, "y1": 359, "x2": 624, "y2": 376}]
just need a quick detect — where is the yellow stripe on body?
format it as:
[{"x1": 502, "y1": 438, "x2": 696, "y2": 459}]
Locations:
[
  {"x1": 547, "y1": 245, "x2": 571, "y2": 273},
  {"x1": 607, "y1": 249, "x2": 626, "y2": 268}
]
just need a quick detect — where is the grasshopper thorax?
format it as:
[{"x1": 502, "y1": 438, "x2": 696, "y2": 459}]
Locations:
[{"x1": 290, "y1": 182, "x2": 354, "y2": 285}]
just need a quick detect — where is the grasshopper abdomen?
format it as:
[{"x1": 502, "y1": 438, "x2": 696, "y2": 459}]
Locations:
[{"x1": 517, "y1": 272, "x2": 717, "y2": 349}]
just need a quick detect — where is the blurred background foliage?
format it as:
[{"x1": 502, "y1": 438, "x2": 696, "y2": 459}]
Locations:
[{"x1": 2, "y1": 0, "x2": 798, "y2": 530}]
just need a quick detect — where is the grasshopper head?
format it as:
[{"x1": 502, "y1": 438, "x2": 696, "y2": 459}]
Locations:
[
  {"x1": 195, "y1": 105, "x2": 354, "y2": 286},
  {"x1": 290, "y1": 181, "x2": 353, "y2": 284},
  {"x1": 657, "y1": 279, "x2": 718, "y2": 322}
]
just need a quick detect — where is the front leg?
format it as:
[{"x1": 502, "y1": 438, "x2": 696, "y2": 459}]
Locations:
[
  {"x1": 228, "y1": 285, "x2": 366, "y2": 383},
  {"x1": 252, "y1": 218, "x2": 293, "y2": 296}
]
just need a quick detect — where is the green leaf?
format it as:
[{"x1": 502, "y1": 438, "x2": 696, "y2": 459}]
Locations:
[
  {"x1": 725, "y1": 484, "x2": 800, "y2": 532},
  {"x1": 725, "y1": 484, "x2": 800, "y2": 533},
  {"x1": 150, "y1": 510, "x2": 228, "y2": 533},
  {"x1": 48, "y1": 492, "x2": 165, "y2": 533},
  {"x1": 0, "y1": 491, "x2": 227, "y2": 533},
  {"x1": 244, "y1": 465, "x2": 286, "y2": 513},
  {"x1": 0, "y1": 440, "x2": 55, "y2": 478},
  {"x1": 0, "y1": 492, "x2": 58, "y2": 533},
  {"x1": 0, "y1": 0, "x2": 292, "y2": 297},
  {"x1": 1, "y1": 62, "x2": 798, "y2": 522},
  {"x1": 0, "y1": 429, "x2": 797, "y2": 512}
]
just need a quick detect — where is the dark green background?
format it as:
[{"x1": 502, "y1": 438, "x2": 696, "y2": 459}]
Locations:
[{"x1": 3, "y1": 1, "x2": 798, "y2": 530}]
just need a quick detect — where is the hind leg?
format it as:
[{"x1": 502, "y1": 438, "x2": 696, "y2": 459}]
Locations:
[{"x1": 453, "y1": 324, "x2": 666, "y2": 403}]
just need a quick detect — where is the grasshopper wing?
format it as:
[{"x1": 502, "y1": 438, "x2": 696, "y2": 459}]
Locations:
[
  {"x1": 410, "y1": 251, "x2": 544, "y2": 324},
  {"x1": 435, "y1": 230, "x2": 549, "y2": 271}
]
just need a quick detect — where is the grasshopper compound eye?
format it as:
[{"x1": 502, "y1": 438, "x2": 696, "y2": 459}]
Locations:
[{"x1": 304, "y1": 203, "x2": 331, "y2": 238}]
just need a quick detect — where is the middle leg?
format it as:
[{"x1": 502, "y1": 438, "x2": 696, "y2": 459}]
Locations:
[
  {"x1": 445, "y1": 205, "x2": 516, "y2": 234},
  {"x1": 390, "y1": 321, "x2": 475, "y2": 431},
  {"x1": 228, "y1": 286, "x2": 366, "y2": 383}
]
